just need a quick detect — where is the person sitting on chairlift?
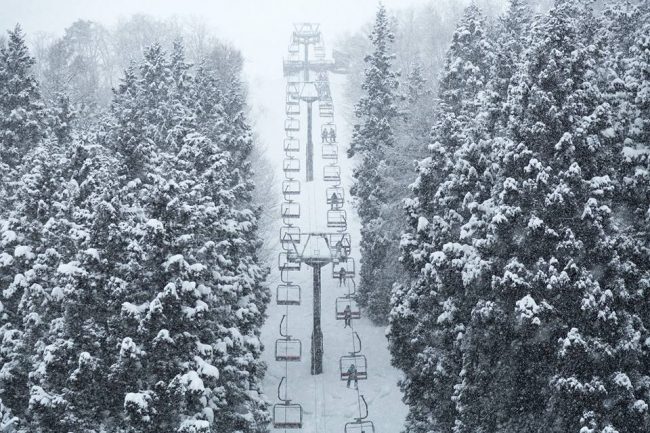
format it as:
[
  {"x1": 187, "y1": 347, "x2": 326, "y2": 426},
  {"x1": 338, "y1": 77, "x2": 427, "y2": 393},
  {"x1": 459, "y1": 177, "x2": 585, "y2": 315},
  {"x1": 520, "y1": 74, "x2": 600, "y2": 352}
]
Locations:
[
  {"x1": 328, "y1": 128, "x2": 336, "y2": 143},
  {"x1": 330, "y1": 191, "x2": 339, "y2": 209},
  {"x1": 334, "y1": 239, "x2": 343, "y2": 257},
  {"x1": 346, "y1": 363, "x2": 358, "y2": 389},
  {"x1": 343, "y1": 304, "x2": 352, "y2": 328},
  {"x1": 322, "y1": 128, "x2": 329, "y2": 143},
  {"x1": 338, "y1": 267, "x2": 346, "y2": 287}
]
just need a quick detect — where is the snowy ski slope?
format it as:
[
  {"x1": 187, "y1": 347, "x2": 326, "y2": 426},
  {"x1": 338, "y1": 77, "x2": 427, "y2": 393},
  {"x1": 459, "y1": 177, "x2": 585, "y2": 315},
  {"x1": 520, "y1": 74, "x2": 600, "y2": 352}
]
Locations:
[{"x1": 259, "y1": 72, "x2": 407, "y2": 433}]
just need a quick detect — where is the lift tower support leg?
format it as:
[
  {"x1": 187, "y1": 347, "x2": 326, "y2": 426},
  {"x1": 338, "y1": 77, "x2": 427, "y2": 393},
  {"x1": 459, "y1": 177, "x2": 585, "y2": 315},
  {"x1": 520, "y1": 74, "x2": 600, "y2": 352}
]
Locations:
[
  {"x1": 306, "y1": 102, "x2": 314, "y2": 182},
  {"x1": 310, "y1": 264, "x2": 323, "y2": 375}
]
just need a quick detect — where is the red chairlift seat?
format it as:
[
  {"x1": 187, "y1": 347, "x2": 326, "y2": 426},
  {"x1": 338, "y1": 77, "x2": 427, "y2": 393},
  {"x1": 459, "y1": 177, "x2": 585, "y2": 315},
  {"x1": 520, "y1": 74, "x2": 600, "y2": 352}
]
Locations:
[
  {"x1": 335, "y1": 297, "x2": 361, "y2": 320},
  {"x1": 344, "y1": 420, "x2": 375, "y2": 433},
  {"x1": 339, "y1": 354, "x2": 368, "y2": 381},
  {"x1": 275, "y1": 337, "x2": 302, "y2": 362},
  {"x1": 273, "y1": 377, "x2": 303, "y2": 429}
]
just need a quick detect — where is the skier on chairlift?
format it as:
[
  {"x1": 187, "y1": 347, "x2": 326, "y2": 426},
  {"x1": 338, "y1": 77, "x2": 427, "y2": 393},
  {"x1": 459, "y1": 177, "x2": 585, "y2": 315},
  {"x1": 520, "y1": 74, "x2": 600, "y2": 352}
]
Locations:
[
  {"x1": 346, "y1": 363, "x2": 358, "y2": 389},
  {"x1": 330, "y1": 191, "x2": 339, "y2": 209},
  {"x1": 328, "y1": 128, "x2": 336, "y2": 143},
  {"x1": 334, "y1": 239, "x2": 343, "y2": 257},
  {"x1": 338, "y1": 267, "x2": 347, "y2": 287},
  {"x1": 343, "y1": 304, "x2": 352, "y2": 328},
  {"x1": 322, "y1": 128, "x2": 329, "y2": 143}
]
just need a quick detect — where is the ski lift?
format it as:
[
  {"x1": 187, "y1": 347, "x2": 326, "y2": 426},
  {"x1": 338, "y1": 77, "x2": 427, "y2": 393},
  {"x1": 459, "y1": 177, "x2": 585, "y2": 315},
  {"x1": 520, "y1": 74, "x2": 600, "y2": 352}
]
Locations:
[
  {"x1": 285, "y1": 118, "x2": 300, "y2": 132},
  {"x1": 282, "y1": 179, "x2": 300, "y2": 199},
  {"x1": 339, "y1": 333, "x2": 368, "y2": 381},
  {"x1": 332, "y1": 257, "x2": 356, "y2": 278},
  {"x1": 328, "y1": 233, "x2": 351, "y2": 258},
  {"x1": 280, "y1": 225, "x2": 301, "y2": 250},
  {"x1": 326, "y1": 186, "x2": 344, "y2": 208},
  {"x1": 288, "y1": 42, "x2": 300, "y2": 54},
  {"x1": 323, "y1": 165, "x2": 341, "y2": 183},
  {"x1": 322, "y1": 144, "x2": 338, "y2": 160},
  {"x1": 278, "y1": 251, "x2": 300, "y2": 272},
  {"x1": 276, "y1": 283, "x2": 301, "y2": 306},
  {"x1": 284, "y1": 138, "x2": 299, "y2": 153},
  {"x1": 321, "y1": 123, "x2": 336, "y2": 135},
  {"x1": 281, "y1": 202, "x2": 300, "y2": 222},
  {"x1": 286, "y1": 102, "x2": 300, "y2": 116},
  {"x1": 327, "y1": 209, "x2": 347, "y2": 230},
  {"x1": 273, "y1": 377, "x2": 303, "y2": 429},
  {"x1": 320, "y1": 108, "x2": 334, "y2": 118},
  {"x1": 287, "y1": 83, "x2": 300, "y2": 100},
  {"x1": 275, "y1": 315, "x2": 302, "y2": 361},
  {"x1": 344, "y1": 396, "x2": 375, "y2": 433},
  {"x1": 314, "y1": 45, "x2": 325, "y2": 59},
  {"x1": 336, "y1": 297, "x2": 361, "y2": 320},
  {"x1": 283, "y1": 157, "x2": 300, "y2": 174}
]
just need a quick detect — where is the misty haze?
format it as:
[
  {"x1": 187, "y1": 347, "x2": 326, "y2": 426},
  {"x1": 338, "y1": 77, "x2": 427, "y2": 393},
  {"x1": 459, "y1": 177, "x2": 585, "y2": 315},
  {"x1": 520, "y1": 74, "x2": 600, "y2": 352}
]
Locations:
[{"x1": 0, "y1": 0, "x2": 648, "y2": 433}]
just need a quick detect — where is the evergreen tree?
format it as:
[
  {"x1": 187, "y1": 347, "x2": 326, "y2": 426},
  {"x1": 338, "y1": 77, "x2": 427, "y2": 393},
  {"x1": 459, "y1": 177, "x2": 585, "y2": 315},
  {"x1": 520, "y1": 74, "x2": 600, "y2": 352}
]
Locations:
[
  {"x1": 389, "y1": 5, "x2": 494, "y2": 432},
  {"x1": 347, "y1": 3, "x2": 399, "y2": 322},
  {"x1": 0, "y1": 25, "x2": 46, "y2": 168}
]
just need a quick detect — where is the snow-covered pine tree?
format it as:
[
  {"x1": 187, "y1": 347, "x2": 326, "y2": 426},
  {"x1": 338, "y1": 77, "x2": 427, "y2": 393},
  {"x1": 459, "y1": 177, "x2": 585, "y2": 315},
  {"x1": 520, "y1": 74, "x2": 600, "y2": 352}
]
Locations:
[
  {"x1": 347, "y1": 3, "x2": 399, "y2": 322},
  {"x1": 388, "y1": 5, "x2": 494, "y2": 433},
  {"x1": 482, "y1": 1, "x2": 649, "y2": 431},
  {"x1": 28, "y1": 41, "x2": 269, "y2": 433},
  {"x1": 0, "y1": 26, "x2": 62, "y2": 426},
  {"x1": 0, "y1": 25, "x2": 46, "y2": 169}
]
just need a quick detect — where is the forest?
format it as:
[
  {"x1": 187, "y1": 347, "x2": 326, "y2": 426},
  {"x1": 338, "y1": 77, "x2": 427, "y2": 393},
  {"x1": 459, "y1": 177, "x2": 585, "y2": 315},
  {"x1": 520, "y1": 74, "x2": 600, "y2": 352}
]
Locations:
[{"x1": 0, "y1": 0, "x2": 649, "y2": 432}]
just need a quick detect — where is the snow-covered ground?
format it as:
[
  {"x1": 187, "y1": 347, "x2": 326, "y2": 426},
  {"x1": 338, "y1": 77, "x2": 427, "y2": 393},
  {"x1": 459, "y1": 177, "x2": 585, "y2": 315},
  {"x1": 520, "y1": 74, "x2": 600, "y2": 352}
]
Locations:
[{"x1": 257, "y1": 70, "x2": 407, "y2": 432}]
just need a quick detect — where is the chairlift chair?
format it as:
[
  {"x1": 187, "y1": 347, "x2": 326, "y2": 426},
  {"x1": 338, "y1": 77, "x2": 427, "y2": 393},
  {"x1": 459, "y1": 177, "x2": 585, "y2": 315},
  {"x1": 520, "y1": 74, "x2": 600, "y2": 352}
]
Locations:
[
  {"x1": 284, "y1": 118, "x2": 300, "y2": 132},
  {"x1": 329, "y1": 233, "x2": 352, "y2": 258},
  {"x1": 322, "y1": 144, "x2": 338, "y2": 160},
  {"x1": 282, "y1": 180, "x2": 300, "y2": 200},
  {"x1": 345, "y1": 420, "x2": 375, "y2": 433},
  {"x1": 281, "y1": 202, "x2": 300, "y2": 222},
  {"x1": 288, "y1": 42, "x2": 300, "y2": 54},
  {"x1": 323, "y1": 165, "x2": 341, "y2": 183},
  {"x1": 339, "y1": 354, "x2": 368, "y2": 381},
  {"x1": 332, "y1": 257, "x2": 356, "y2": 278},
  {"x1": 283, "y1": 138, "x2": 299, "y2": 153},
  {"x1": 286, "y1": 83, "x2": 300, "y2": 100},
  {"x1": 327, "y1": 209, "x2": 347, "y2": 230},
  {"x1": 275, "y1": 338, "x2": 302, "y2": 362},
  {"x1": 278, "y1": 251, "x2": 300, "y2": 272},
  {"x1": 321, "y1": 123, "x2": 336, "y2": 134},
  {"x1": 336, "y1": 297, "x2": 361, "y2": 320},
  {"x1": 286, "y1": 103, "x2": 300, "y2": 116},
  {"x1": 283, "y1": 158, "x2": 300, "y2": 174},
  {"x1": 326, "y1": 186, "x2": 344, "y2": 208},
  {"x1": 273, "y1": 377, "x2": 303, "y2": 429},
  {"x1": 275, "y1": 315, "x2": 301, "y2": 361},
  {"x1": 344, "y1": 395, "x2": 375, "y2": 433},
  {"x1": 280, "y1": 226, "x2": 301, "y2": 250},
  {"x1": 276, "y1": 283, "x2": 301, "y2": 306}
]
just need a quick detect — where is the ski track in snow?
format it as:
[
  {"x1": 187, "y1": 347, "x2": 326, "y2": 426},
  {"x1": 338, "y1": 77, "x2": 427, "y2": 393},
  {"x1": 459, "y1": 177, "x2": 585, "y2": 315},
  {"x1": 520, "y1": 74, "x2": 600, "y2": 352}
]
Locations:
[{"x1": 259, "y1": 72, "x2": 408, "y2": 433}]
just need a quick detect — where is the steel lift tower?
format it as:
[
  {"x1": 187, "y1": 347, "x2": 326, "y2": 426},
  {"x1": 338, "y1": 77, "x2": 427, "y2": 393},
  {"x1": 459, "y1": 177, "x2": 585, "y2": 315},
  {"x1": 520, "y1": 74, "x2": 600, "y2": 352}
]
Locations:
[{"x1": 283, "y1": 23, "x2": 347, "y2": 183}]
